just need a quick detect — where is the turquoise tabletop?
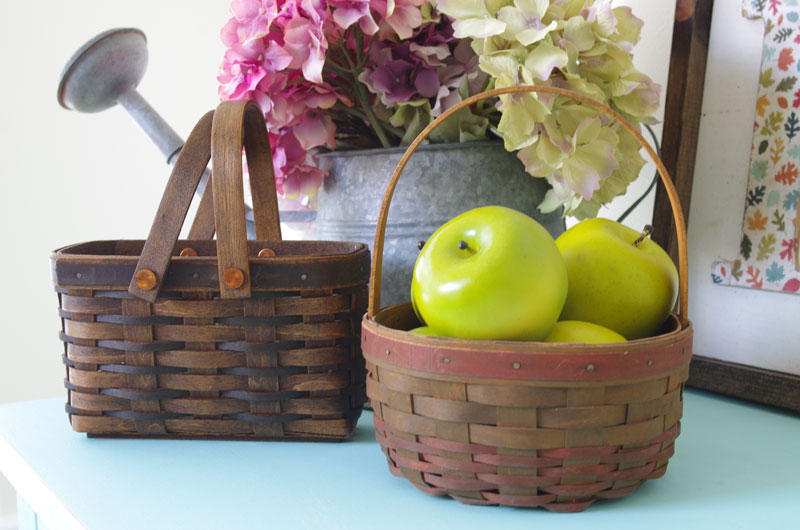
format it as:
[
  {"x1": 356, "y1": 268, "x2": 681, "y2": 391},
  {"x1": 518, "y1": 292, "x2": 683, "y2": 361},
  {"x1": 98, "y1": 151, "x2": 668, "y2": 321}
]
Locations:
[{"x1": 1, "y1": 389, "x2": 799, "y2": 529}]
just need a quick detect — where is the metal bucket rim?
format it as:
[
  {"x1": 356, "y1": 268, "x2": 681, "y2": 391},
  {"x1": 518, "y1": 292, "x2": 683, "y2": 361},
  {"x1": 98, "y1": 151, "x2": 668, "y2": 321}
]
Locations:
[{"x1": 314, "y1": 140, "x2": 507, "y2": 159}]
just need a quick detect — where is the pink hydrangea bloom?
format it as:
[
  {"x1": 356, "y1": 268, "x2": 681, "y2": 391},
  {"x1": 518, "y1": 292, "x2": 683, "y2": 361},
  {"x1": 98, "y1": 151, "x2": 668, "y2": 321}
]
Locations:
[
  {"x1": 272, "y1": 131, "x2": 326, "y2": 198},
  {"x1": 225, "y1": 0, "x2": 279, "y2": 45},
  {"x1": 218, "y1": 41, "x2": 270, "y2": 101},
  {"x1": 328, "y1": 0, "x2": 380, "y2": 34},
  {"x1": 373, "y1": 0, "x2": 427, "y2": 39},
  {"x1": 219, "y1": 0, "x2": 442, "y2": 201},
  {"x1": 282, "y1": 11, "x2": 328, "y2": 83}
]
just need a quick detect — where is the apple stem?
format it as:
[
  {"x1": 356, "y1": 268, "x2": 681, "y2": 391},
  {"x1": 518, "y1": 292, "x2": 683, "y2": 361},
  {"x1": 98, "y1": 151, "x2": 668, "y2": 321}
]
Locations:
[
  {"x1": 633, "y1": 224, "x2": 654, "y2": 247},
  {"x1": 458, "y1": 240, "x2": 477, "y2": 254}
]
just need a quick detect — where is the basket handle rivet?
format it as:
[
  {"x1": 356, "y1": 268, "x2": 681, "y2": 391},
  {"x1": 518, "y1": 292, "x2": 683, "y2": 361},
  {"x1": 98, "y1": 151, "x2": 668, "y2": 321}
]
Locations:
[
  {"x1": 135, "y1": 269, "x2": 157, "y2": 291},
  {"x1": 586, "y1": 363, "x2": 596, "y2": 373},
  {"x1": 512, "y1": 362, "x2": 521, "y2": 370},
  {"x1": 193, "y1": 273, "x2": 200, "y2": 280},
  {"x1": 222, "y1": 268, "x2": 245, "y2": 289},
  {"x1": 385, "y1": 348, "x2": 391, "y2": 356},
  {"x1": 442, "y1": 357, "x2": 451, "y2": 365},
  {"x1": 179, "y1": 247, "x2": 198, "y2": 257},
  {"x1": 75, "y1": 272, "x2": 83, "y2": 279},
  {"x1": 647, "y1": 359, "x2": 655, "y2": 367},
  {"x1": 300, "y1": 273, "x2": 308, "y2": 280},
  {"x1": 258, "y1": 248, "x2": 276, "y2": 257}
]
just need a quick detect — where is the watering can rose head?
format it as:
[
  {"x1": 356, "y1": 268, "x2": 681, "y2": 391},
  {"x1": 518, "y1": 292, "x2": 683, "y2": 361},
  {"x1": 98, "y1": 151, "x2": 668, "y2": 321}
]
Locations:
[{"x1": 218, "y1": 0, "x2": 660, "y2": 218}]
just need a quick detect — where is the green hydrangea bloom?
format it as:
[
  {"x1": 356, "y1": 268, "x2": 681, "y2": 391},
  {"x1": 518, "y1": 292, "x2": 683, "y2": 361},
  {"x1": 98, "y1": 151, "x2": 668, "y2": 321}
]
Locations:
[{"x1": 436, "y1": 0, "x2": 660, "y2": 218}]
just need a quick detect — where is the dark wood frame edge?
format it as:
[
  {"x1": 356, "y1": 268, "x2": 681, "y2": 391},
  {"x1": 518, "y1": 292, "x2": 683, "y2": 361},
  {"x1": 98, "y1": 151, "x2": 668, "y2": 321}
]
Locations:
[
  {"x1": 689, "y1": 356, "x2": 800, "y2": 414},
  {"x1": 658, "y1": 0, "x2": 800, "y2": 413}
]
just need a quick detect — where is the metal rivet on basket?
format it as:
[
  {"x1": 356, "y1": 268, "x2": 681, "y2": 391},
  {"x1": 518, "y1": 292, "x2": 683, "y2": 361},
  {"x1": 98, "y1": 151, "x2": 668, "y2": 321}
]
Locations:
[
  {"x1": 179, "y1": 247, "x2": 198, "y2": 256},
  {"x1": 647, "y1": 359, "x2": 654, "y2": 367},
  {"x1": 300, "y1": 273, "x2": 308, "y2": 280},
  {"x1": 442, "y1": 357, "x2": 451, "y2": 365},
  {"x1": 222, "y1": 268, "x2": 245, "y2": 289},
  {"x1": 512, "y1": 362, "x2": 521, "y2": 370},
  {"x1": 193, "y1": 273, "x2": 200, "y2": 280},
  {"x1": 682, "y1": 347, "x2": 688, "y2": 355},
  {"x1": 385, "y1": 348, "x2": 391, "y2": 356},
  {"x1": 586, "y1": 363, "x2": 596, "y2": 373},
  {"x1": 258, "y1": 248, "x2": 276, "y2": 257},
  {"x1": 135, "y1": 269, "x2": 157, "y2": 291},
  {"x1": 75, "y1": 272, "x2": 83, "y2": 279}
]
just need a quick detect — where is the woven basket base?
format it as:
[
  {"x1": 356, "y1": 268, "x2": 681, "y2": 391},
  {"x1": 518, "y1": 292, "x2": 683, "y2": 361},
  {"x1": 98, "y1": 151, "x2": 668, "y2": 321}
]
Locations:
[
  {"x1": 363, "y1": 303, "x2": 692, "y2": 512},
  {"x1": 375, "y1": 414, "x2": 679, "y2": 512}
]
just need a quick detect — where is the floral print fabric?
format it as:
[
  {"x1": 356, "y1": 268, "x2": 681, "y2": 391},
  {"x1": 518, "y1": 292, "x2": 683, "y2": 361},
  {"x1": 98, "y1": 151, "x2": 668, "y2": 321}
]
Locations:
[{"x1": 712, "y1": 0, "x2": 800, "y2": 294}]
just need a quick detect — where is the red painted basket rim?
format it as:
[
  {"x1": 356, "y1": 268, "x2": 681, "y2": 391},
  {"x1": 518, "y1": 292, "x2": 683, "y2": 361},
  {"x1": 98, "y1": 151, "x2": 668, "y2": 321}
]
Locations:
[{"x1": 363, "y1": 302, "x2": 692, "y2": 382}]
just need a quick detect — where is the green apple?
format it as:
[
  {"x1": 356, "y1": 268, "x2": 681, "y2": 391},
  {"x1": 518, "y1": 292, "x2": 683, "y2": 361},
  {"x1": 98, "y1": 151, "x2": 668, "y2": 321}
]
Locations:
[
  {"x1": 543, "y1": 320, "x2": 627, "y2": 344},
  {"x1": 556, "y1": 218, "x2": 678, "y2": 340},
  {"x1": 411, "y1": 205, "x2": 567, "y2": 341},
  {"x1": 408, "y1": 326, "x2": 438, "y2": 336}
]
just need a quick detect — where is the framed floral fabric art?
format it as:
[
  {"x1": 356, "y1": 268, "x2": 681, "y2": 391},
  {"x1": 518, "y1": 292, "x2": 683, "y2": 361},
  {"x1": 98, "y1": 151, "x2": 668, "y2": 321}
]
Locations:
[{"x1": 711, "y1": 0, "x2": 800, "y2": 294}]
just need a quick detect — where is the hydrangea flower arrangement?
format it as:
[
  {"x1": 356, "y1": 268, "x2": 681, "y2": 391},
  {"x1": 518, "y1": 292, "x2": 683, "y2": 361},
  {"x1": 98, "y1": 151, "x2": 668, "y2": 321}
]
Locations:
[{"x1": 219, "y1": 0, "x2": 660, "y2": 218}]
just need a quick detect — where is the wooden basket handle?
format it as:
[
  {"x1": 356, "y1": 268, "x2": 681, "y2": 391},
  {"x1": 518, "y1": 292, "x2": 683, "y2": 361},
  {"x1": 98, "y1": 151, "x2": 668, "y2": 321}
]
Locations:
[
  {"x1": 211, "y1": 99, "x2": 282, "y2": 299},
  {"x1": 128, "y1": 99, "x2": 281, "y2": 302},
  {"x1": 367, "y1": 86, "x2": 689, "y2": 332}
]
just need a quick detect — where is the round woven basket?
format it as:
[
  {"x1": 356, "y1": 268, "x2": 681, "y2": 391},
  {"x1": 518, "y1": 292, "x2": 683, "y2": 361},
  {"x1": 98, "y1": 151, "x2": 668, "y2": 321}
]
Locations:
[{"x1": 361, "y1": 86, "x2": 693, "y2": 513}]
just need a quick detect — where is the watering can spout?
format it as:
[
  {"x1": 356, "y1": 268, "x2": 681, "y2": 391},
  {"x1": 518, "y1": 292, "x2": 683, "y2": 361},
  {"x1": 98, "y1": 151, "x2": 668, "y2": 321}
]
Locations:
[
  {"x1": 57, "y1": 27, "x2": 318, "y2": 234},
  {"x1": 57, "y1": 27, "x2": 184, "y2": 165}
]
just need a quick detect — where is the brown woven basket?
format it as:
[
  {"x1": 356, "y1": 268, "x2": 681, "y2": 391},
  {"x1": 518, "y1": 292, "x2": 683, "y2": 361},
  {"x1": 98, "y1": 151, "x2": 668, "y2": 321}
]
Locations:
[
  {"x1": 53, "y1": 100, "x2": 370, "y2": 440},
  {"x1": 362, "y1": 86, "x2": 693, "y2": 512}
]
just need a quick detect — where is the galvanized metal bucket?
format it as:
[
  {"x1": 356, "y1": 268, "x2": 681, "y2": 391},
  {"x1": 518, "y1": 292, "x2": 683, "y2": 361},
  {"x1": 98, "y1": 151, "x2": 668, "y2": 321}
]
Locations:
[{"x1": 315, "y1": 141, "x2": 564, "y2": 306}]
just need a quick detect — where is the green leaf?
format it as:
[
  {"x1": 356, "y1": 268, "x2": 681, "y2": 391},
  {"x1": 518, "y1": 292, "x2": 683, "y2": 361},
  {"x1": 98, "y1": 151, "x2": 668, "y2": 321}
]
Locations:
[
  {"x1": 732, "y1": 259, "x2": 744, "y2": 281},
  {"x1": 765, "y1": 18, "x2": 775, "y2": 36},
  {"x1": 761, "y1": 68, "x2": 775, "y2": 88},
  {"x1": 757, "y1": 233, "x2": 777, "y2": 261},
  {"x1": 762, "y1": 111, "x2": 784, "y2": 136},
  {"x1": 741, "y1": 233, "x2": 752, "y2": 260},
  {"x1": 751, "y1": 159, "x2": 769, "y2": 180},
  {"x1": 787, "y1": 144, "x2": 800, "y2": 159},
  {"x1": 389, "y1": 100, "x2": 433, "y2": 146},
  {"x1": 772, "y1": 209, "x2": 786, "y2": 231},
  {"x1": 777, "y1": 76, "x2": 798, "y2": 92},
  {"x1": 767, "y1": 189, "x2": 781, "y2": 206},
  {"x1": 428, "y1": 106, "x2": 489, "y2": 143}
]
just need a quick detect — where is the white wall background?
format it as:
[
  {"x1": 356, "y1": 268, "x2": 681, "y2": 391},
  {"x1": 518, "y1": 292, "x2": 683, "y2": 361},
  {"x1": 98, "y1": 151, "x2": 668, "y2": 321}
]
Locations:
[
  {"x1": 0, "y1": 0, "x2": 682, "y2": 526},
  {"x1": 0, "y1": 2, "x2": 227, "y2": 525}
]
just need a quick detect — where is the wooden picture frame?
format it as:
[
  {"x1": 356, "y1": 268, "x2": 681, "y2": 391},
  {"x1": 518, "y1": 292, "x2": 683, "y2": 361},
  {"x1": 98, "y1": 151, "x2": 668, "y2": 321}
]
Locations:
[{"x1": 656, "y1": 0, "x2": 800, "y2": 413}]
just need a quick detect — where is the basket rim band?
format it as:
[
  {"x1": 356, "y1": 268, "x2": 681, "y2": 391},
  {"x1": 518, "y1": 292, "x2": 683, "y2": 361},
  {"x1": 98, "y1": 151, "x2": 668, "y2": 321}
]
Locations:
[{"x1": 362, "y1": 307, "x2": 692, "y2": 382}]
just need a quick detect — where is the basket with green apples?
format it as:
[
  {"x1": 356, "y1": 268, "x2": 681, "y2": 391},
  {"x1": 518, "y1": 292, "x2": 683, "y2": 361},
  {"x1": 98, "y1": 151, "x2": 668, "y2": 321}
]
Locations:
[{"x1": 361, "y1": 86, "x2": 692, "y2": 512}]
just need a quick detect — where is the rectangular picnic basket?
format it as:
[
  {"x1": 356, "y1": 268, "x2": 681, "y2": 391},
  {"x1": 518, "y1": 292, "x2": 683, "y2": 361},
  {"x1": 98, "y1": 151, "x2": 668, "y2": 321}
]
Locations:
[
  {"x1": 52, "y1": 100, "x2": 370, "y2": 440},
  {"x1": 361, "y1": 87, "x2": 694, "y2": 511}
]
